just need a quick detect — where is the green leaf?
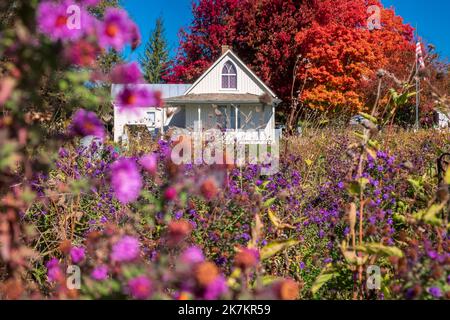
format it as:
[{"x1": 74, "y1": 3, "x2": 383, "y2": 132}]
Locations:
[
  {"x1": 359, "y1": 112, "x2": 378, "y2": 124},
  {"x1": 260, "y1": 239, "x2": 299, "y2": 260},
  {"x1": 311, "y1": 264, "x2": 338, "y2": 295},
  {"x1": 355, "y1": 243, "x2": 403, "y2": 257},
  {"x1": 263, "y1": 197, "x2": 276, "y2": 208},
  {"x1": 445, "y1": 167, "x2": 450, "y2": 185}
]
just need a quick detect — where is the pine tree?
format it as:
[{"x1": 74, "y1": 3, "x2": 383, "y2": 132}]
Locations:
[{"x1": 139, "y1": 17, "x2": 169, "y2": 83}]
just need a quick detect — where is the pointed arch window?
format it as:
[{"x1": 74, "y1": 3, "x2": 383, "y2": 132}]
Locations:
[{"x1": 221, "y1": 61, "x2": 237, "y2": 89}]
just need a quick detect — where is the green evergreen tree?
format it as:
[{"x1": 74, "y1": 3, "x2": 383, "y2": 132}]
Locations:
[{"x1": 139, "y1": 17, "x2": 169, "y2": 83}]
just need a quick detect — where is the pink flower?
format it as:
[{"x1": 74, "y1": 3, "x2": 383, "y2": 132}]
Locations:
[
  {"x1": 70, "y1": 246, "x2": 86, "y2": 264},
  {"x1": 180, "y1": 246, "x2": 205, "y2": 265},
  {"x1": 97, "y1": 8, "x2": 137, "y2": 51},
  {"x1": 203, "y1": 276, "x2": 228, "y2": 300},
  {"x1": 139, "y1": 153, "x2": 158, "y2": 175},
  {"x1": 164, "y1": 186, "x2": 178, "y2": 201},
  {"x1": 37, "y1": 1, "x2": 92, "y2": 41},
  {"x1": 110, "y1": 62, "x2": 143, "y2": 84},
  {"x1": 111, "y1": 236, "x2": 140, "y2": 262},
  {"x1": 128, "y1": 276, "x2": 152, "y2": 300},
  {"x1": 130, "y1": 23, "x2": 141, "y2": 50},
  {"x1": 115, "y1": 86, "x2": 162, "y2": 110},
  {"x1": 76, "y1": 0, "x2": 100, "y2": 7},
  {"x1": 111, "y1": 158, "x2": 142, "y2": 204},
  {"x1": 69, "y1": 109, "x2": 105, "y2": 140},
  {"x1": 46, "y1": 258, "x2": 63, "y2": 282},
  {"x1": 91, "y1": 265, "x2": 108, "y2": 281},
  {"x1": 65, "y1": 39, "x2": 100, "y2": 67}
]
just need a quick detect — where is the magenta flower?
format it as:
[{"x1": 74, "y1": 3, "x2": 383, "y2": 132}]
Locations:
[
  {"x1": 164, "y1": 186, "x2": 178, "y2": 201},
  {"x1": 69, "y1": 109, "x2": 105, "y2": 140},
  {"x1": 139, "y1": 153, "x2": 158, "y2": 175},
  {"x1": 70, "y1": 246, "x2": 85, "y2": 264},
  {"x1": 97, "y1": 8, "x2": 137, "y2": 51},
  {"x1": 91, "y1": 265, "x2": 108, "y2": 281},
  {"x1": 115, "y1": 86, "x2": 161, "y2": 110},
  {"x1": 37, "y1": 1, "x2": 92, "y2": 41},
  {"x1": 203, "y1": 276, "x2": 228, "y2": 300},
  {"x1": 128, "y1": 276, "x2": 152, "y2": 300},
  {"x1": 76, "y1": 0, "x2": 100, "y2": 7},
  {"x1": 110, "y1": 62, "x2": 143, "y2": 84},
  {"x1": 180, "y1": 246, "x2": 205, "y2": 265},
  {"x1": 111, "y1": 235, "x2": 140, "y2": 262},
  {"x1": 111, "y1": 158, "x2": 142, "y2": 204},
  {"x1": 46, "y1": 258, "x2": 63, "y2": 282}
]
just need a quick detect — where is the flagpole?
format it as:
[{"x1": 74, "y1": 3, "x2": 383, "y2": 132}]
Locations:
[
  {"x1": 415, "y1": 55, "x2": 420, "y2": 130},
  {"x1": 415, "y1": 26, "x2": 420, "y2": 130}
]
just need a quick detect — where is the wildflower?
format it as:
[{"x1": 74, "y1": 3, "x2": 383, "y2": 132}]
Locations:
[
  {"x1": 46, "y1": 258, "x2": 63, "y2": 282},
  {"x1": 97, "y1": 8, "x2": 136, "y2": 51},
  {"x1": 176, "y1": 291, "x2": 192, "y2": 300},
  {"x1": 37, "y1": 1, "x2": 91, "y2": 41},
  {"x1": 69, "y1": 109, "x2": 105, "y2": 140},
  {"x1": 234, "y1": 248, "x2": 260, "y2": 270},
  {"x1": 65, "y1": 39, "x2": 100, "y2": 67},
  {"x1": 164, "y1": 186, "x2": 178, "y2": 201},
  {"x1": 116, "y1": 86, "x2": 161, "y2": 110},
  {"x1": 195, "y1": 262, "x2": 220, "y2": 287},
  {"x1": 110, "y1": 62, "x2": 143, "y2": 84},
  {"x1": 168, "y1": 220, "x2": 192, "y2": 244},
  {"x1": 428, "y1": 287, "x2": 443, "y2": 298},
  {"x1": 200, "y1": 177, "x2": 219, "y2": 200},
  {"x1": 111, "y1": 158, "x2": 142, "y2": 204},
  {"x1": 70, "y1": 246, "x2": 85, "y2": 264},
  {"x1": 128, "y1": 276, "x2": 152, "y2": 300},
  {"x1": 130, "y1": 23, "x2": 141, "y2": 50},
  {"x1": 139, "y1": 153, "x2": 158, "y2": 175},
  {"x1": 180, "y1": 246, "x2": 205, "y2": 265},
  {"x1": 203, "y1": 276, "x2": 228, "y2": 300},
  {"x1": 91, "y1": 265, "x2": 108, "y2": 281},
  {"x1": 273, "y1": 279, "x2": 300, "y2": 300},
  {"x1": 77, "y1": 0, "x2": 100, "y2": 6},
  {"x1": 111, "y1": 235, "x2": 140, "y2": 262}
]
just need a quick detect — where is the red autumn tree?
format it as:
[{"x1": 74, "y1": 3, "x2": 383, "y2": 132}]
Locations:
[
  {"x1": 165, "y1": 0, "x2": 415, "y2": 117},
  {"x1": 295, "y1": 0, "x2": 415, "y2": 113}
]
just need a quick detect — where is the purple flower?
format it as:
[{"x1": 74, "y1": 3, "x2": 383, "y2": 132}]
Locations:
[
  {"x1": 180, "y1": 246, "x2": 205, "y2": 265},
  {"x1": 97, "y1": 8, "x2": 136, "y2": 51},
  {"x1": 139, "y1": 153, "x2": 158, "y2": 175},
  {"x1": 111, "y1": 235, "x2": 140, "y2": 262},
  {"x1": 111, "y1": 158, "x2": 142, "y2": 204},
  {"x1": 91, "y1": 265, "x2": 108, "y2": 281},
  {"x1": 116, "y1": 86, "x2": 161, "y2": 110},
  {"x1": 428, "y1": 287, "x2": 442, "y2": 298},
  {"x1": 128, "y1": 276, "x2": 152, "y2": 300},
  {"x1": 37, "y1": 1, "x2": 92, "y2": 41},
  {"x1": 70, "y1": 246, "x2": 85, "y2": 264},
  {"x1": 203, "y1": 276, "x2": 228, "y2": 300},
  {"x1": 70, "y1": 109, "x2": 105, "y2": 140},
  {"x1": 110, "y1": 62, "x2": 143, "y2": 84}
]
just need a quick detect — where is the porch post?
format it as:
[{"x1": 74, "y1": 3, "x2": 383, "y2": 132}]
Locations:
[{"x1": 235, "y1": 105, "x2": 238, "y2": 132}]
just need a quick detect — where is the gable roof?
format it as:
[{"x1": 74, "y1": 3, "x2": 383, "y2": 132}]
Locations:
[{"x1": 184, "y1": 49, "x2": 278, "y2": 98}]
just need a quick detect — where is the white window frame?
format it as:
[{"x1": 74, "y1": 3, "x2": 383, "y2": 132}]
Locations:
[{"x1": 221, "y1": 61, "x2": 238, "y2": 91}]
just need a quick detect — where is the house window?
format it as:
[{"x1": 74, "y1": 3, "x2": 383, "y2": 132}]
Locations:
[
  {"x1": 146, "y1": 112, "x2": 156, "y2": 127},
  {"x1": 221, "y1": 61, "x2": 237, "y2": 89}
]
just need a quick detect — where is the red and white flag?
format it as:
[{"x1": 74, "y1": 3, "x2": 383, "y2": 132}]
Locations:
[{"x1": 416, "y1": 42, "x2": 426, "y2": 69}]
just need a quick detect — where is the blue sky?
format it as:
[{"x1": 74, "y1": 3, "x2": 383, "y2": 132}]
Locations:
[{"x1": 123, "y1": 0, "x2": 450, "y2": 62}]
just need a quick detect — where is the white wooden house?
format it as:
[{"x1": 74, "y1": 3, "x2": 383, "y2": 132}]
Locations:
[{"x1": 112, "y1": 46, "x2": 281, "y2": 144}]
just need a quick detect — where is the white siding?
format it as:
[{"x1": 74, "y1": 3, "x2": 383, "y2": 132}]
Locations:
[
  {"x1": 185, "y1": 104, "x2": 275, "y2": 142},
  {"x1": 113, "y1": 107, "x2": 164, "y2": 142},
  {"x1": 188, "y1": 56, "x2": 267, "y2": 96}
]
